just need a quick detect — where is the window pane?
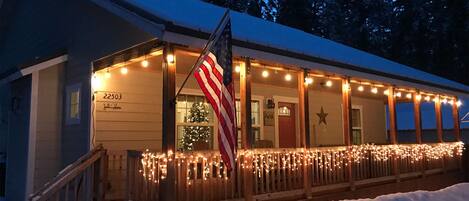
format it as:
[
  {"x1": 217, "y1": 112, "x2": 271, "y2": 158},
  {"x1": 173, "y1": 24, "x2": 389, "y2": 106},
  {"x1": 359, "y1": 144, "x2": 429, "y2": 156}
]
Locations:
[{"x1": 352, "y1": 109, "x2": 361, "y2": 127}]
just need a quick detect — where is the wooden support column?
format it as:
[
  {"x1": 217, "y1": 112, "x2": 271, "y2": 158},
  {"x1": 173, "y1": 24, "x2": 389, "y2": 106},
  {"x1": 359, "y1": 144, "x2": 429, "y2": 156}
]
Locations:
[
  {"x1": 160, "y1": 45, "x2": 177, "y2": 201},
  {"x1": 240, "y1": 58, "x2": 253, "y2": 201},
  {"x1": 341, "y1": 78, "x2": 354, "y2": 190},
  {"x1": 413, "y1": 93, "x2": 425, "y2": 177},
  {"x1": 413, "y1": 93, "x2": 423, "y2": 144},
  {"x1": 342, "y1": 78, "x2": 352, "y2": 146},
  {"x1": 387, "y1": 87, "x2": 398, "y2": 144},
  {"x1": 452, "y1": 98, "x2": 461, "y2": 141},
  {"x1": 435, "y1": 96, "x2": 443, "y2": 142},
  {"x1": 387, "y1": 87, "x2": 400, "y2": 182},
  {"x1": 298, "y1": 70, "x2": 312, "y2": 198}
]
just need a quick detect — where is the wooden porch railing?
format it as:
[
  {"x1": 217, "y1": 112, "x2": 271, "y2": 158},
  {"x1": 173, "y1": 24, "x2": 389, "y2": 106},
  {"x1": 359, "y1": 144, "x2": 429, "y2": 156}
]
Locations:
[
  {"x1": 106, "y1": 142, "x2": 462, "y2": 201},
  {"x1": 29, "y1": 145, "x2": 107, "y2": 201}
]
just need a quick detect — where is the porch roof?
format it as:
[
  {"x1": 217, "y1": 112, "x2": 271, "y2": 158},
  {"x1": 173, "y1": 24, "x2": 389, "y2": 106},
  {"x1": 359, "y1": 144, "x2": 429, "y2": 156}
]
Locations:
[{"x1": 94, "y1": 0, "x2": 469, "y2": 95}]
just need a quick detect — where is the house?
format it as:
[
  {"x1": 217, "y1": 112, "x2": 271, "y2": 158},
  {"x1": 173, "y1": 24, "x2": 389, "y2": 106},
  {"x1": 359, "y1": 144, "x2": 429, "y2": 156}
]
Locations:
[{"x1": 0, "y1": 0, "x2": 467, "y2": 201}]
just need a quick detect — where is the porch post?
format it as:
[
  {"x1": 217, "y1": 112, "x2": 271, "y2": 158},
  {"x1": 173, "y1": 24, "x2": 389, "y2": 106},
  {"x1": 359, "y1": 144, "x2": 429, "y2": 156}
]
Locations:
[
  {"x1": 413, "y1": 92, "x2": 425, "y2": 177},
  {"x1": 160, "y1": 44, "x2": 177, "y2": 201},
  {"x1": 341, "y1": 78, "x2": 354, "y2": 189},
  {"x1": 240, "y1": 57, "x2": 253, "y2": 201},
  {"x1": 387, "y1": 87, "x2": 400, "y2": 181},
  {"x1": 413, "y1": 92, "x2": 423, "y2": 144},
  {"x1": 387, "y1": 87, "x2": 398, "y2": 144},
  {"x1": 298, "y1": 70, "x2": 312, "y2": 198},
  {"x1": 342, "y1": 78, "x2": 352, "y2": 146},
  {"x1": 434, "y1": 96, "x2": 443, "y2": 142},
  {"x1": 452, "y1": 97, "x2": 461, "y2": 141}
]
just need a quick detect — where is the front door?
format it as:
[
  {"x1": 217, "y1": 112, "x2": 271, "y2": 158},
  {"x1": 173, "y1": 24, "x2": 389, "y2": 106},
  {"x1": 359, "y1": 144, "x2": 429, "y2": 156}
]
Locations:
[{"x1": 278, "y1": 102, "x2": 296, "y2": 148}]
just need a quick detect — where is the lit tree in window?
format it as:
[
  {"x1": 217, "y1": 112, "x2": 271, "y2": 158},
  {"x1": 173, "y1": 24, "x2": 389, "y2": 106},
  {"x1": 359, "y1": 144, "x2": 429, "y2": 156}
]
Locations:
[{"x1": 180, "y1": 102, "x2": 211, "y2": 151}]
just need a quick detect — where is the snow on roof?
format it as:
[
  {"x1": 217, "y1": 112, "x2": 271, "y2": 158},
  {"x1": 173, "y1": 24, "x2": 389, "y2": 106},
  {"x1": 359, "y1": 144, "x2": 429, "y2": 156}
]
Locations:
[
  {"x1": 126, "y1": 0, "x2": 469, "y2": 93},
  {"x1": 345, "y1": 183, "x2": 469, "y2": 201}
]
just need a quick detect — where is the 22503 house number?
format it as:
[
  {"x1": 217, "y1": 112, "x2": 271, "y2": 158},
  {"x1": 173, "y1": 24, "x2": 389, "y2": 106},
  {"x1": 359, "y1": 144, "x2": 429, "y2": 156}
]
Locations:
[{"x1": 102, "y1": 92, "x2": 122, "y2": 100}]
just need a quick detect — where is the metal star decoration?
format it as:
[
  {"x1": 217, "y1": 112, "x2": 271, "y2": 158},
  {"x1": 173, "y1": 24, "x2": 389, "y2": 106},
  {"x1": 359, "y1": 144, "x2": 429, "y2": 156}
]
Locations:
[{"x1": 316, "y1": 106, "x2": 328, "y2": 125}]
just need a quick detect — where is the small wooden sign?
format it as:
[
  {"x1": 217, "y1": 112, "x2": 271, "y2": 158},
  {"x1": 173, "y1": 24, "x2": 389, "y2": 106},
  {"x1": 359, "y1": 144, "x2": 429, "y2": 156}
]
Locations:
[{"x1": 264, "y1": 109, "x2": 274, "y2": 126}]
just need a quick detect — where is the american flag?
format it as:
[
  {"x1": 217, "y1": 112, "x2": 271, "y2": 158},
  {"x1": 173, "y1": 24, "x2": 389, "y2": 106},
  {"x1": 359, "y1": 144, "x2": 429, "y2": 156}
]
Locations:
[{"x1": 194, "y1": 13, "x2": 236, "y2": 171}]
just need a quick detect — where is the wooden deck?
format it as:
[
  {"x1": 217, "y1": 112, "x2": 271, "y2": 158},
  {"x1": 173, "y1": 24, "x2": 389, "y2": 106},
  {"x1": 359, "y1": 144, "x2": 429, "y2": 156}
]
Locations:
[{"x1": 104, "y1": 142, "x2": 463, "y2": 201}]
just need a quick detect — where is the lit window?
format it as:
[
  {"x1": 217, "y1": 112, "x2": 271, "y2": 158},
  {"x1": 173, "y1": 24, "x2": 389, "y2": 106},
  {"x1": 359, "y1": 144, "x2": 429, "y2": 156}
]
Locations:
[
  {"x1": 65, "y1": 83, "x2": 81, "y2": 125},
  {"x1": 176, "y1": 95, "x2": 214, "y2": 151},
  {"x1": 235, "y1": 100, "x2": 261, "y2": 148}
]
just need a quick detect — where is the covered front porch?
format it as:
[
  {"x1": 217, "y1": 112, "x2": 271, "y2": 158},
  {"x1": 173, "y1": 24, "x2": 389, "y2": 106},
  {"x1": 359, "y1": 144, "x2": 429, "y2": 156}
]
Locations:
[{"x1": 86, "y1": 40, "x2": 465, "y2": 201}]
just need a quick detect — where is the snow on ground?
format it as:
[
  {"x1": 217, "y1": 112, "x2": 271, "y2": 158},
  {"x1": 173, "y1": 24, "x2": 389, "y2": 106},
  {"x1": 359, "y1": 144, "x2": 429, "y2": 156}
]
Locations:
[{"x1": 343, "y1": 183, "x2": 469, "y2": 201}]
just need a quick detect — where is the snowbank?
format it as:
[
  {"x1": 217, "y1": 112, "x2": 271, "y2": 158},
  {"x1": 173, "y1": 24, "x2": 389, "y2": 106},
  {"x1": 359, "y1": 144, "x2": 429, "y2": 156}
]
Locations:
[{"x1": 344, "y1": 183, "x2": 469, "y2": 201}]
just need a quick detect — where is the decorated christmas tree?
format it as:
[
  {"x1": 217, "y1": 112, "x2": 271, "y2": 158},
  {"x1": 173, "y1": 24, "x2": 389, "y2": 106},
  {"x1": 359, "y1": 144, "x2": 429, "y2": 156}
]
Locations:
[{"x1": 180, "y1": 102, "x2": 211, "y2": 151}]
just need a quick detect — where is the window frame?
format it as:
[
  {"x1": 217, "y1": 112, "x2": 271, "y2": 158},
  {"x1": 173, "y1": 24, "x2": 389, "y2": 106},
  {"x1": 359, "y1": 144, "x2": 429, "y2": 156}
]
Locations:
[
  {"x1": 351, "y1": 105, "x2": 364, "y2": 144},
  {"x1": 65, "y1": 83, "x2": 81, "y2": 125},
  {"x1": 176, "y1": 94, "x2": 216, "y2": 150}
]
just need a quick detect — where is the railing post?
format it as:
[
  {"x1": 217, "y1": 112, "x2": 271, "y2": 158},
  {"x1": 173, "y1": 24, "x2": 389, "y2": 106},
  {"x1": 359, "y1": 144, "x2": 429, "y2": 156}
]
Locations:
[
  {"x1": 298, "y1": 70, "x2": 312, "y2": 198},
  {"x1": 413, "y1": 92, "x2": 426, "y2": 177},
  {"x1": 341, "y1": 78, "x2": 354, "y2": 190},
  {"x1": 240, "y1": 58, "x2": 253, "y2": 201},
  {"x1": 161, "y1": 44, "x2": 177, "y2": 201},
  {"x1": 452, "y1": 97, "x2": 461, "y2": 141},
  {"x1": 387, "y1": 87, "x2": 400, "y2": 182}
]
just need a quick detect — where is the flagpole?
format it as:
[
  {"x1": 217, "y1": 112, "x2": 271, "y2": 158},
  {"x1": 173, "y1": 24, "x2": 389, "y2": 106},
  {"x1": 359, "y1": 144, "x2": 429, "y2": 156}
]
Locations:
[{"x1": 174, "y1": 9, "x2": 231, "y2": 101}]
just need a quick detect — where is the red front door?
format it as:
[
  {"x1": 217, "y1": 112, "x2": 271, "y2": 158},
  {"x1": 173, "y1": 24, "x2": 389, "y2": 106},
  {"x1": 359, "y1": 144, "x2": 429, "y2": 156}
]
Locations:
[{"x1": 278, "y1": 102, "x2": 296, "y2": 148}]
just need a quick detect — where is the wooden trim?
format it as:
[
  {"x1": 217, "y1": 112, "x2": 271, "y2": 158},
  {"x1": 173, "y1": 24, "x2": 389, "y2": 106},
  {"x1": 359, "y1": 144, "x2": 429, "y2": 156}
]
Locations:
[
  {"x1": 341, "y1": 78, "x2": 352, "y2": 146},
  {"x1": 240, "y1": 58, "x2": 253, "y2": 201},
  {"x1": 298, "y1": 71, "x2": 310, "y2": 148},
  {"x1": 452, "y1": 98, "x2": 461, "y2": 141},
  {"x1": 434, "y1": 97, "x2": 443, "y2": 142},
  {"x1": 26, "y1": 71, "x2": 39, "y2": 198},
  {"x1": 240, "y1": 58, "x2": 253, "y2": 149},
  {"x1": 387, "y1": 87, "x2": 398, "y2": 144},
  {"x1": 298, "y1": 70, "x2": 312, "y2": 198},
  {"x1": 413, "y1": 93, "x2": 422, "y2": 144},
  {"x1": 160, "y1": 44, "x2": 177, "y2": 201}
]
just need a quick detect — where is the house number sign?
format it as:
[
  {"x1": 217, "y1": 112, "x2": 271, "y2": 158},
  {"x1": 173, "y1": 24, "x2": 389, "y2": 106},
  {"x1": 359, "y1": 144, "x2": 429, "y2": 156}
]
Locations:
[
  {"x1": 101, "y1": 92, "x2": 123, "y2": 111},
  {"x1": 102, "y1": 92, "x2": 122, "y2": 100}
]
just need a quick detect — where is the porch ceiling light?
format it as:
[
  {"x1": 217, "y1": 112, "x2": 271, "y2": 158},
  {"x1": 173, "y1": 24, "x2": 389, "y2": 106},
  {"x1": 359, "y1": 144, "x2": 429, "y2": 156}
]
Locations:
[
  {"x1": 305, "y1": 77, "x2": 313, "y2": 85},
  {"x1": 424, "y1": 96, "x2": 431, "y2": 101},
  {"x1": 448, "y1": 99, "x2": 454, "y2": 105},
  {"x1": 416, "y1": 94, "x2": 422, "y2": 101},
  {"x1": 406, "y1": 93, "x2": 412, "y2": 99},
  {"x1": 371, "y1": 87, "x2": 378, "y2": 94},
  {"x1": 235, "y1": 65, "x2": 241, "y2": 73},
  {"x1": 357, "y1": 85, "x2": 364, "y2": 92},
  {"x1": 141, "y1": 60, "x2": 149, "y2": 68},
  {"x1": 262, "y1": 70, "x2": 269, "y2": 78},
  {"x1": 105, "y1": 69, "x2": 111, "y2": 79},
  {"x1": 325, "y1": 80, "x2": 332, "y2": 87},
  {"x1": 166, "y1": 54, "x2": 175, "y2": 64},
  {"x1": 456, "y1": 100, "x2": 462, "y2": 107},
  {"x1": 120, "y1": 67, "x2": 128, "y2": 75},
  {"x1": 433, "y1": 97, "x2": 439, "y2": 102},
  {"x1": 442, "y1": 99, "x2": 448, "y2": 104},
  {"x1": 395, "y1": 92, "x2": 402, "y2": 97},
  {"x1": 383, "y1": 89, "x2": 389, "y2": 95},
  {"x1": 285, "y1": 73, "x2": 292, "y2": 81}
]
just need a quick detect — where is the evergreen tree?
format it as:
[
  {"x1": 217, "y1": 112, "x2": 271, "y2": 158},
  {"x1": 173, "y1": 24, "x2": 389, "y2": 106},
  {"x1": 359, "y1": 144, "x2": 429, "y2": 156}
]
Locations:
[
  {"x1": 277, "y1": 0, "x2": 313, "y2": 33},
  {"x1": 180, "y1": 102, "x2": 211, "y2": 151}
]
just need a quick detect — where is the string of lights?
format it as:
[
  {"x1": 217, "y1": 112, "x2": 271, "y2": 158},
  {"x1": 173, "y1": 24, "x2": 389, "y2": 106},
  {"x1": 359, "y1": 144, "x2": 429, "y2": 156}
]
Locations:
[{"x1": 139, "y1": 142, "x2": 463, "y2": 184}]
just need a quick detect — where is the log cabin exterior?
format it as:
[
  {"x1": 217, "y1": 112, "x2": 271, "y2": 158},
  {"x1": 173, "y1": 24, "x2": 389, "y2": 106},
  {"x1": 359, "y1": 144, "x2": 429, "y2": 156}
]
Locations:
[{"x1": 0, "y1": 0, "x2": 468, "y2": 201}]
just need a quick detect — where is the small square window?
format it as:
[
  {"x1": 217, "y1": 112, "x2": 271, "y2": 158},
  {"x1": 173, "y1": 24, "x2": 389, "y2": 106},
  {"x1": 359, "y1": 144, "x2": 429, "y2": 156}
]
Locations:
[{"x1": 65, "y1": 83, "x2": 81, "y2": 125}]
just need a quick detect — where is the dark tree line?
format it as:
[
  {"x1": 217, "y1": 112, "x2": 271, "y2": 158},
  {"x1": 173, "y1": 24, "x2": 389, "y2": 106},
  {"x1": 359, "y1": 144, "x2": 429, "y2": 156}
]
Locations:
[{"x1": 204, "y1": 0, "x2": 469, "y2": 85}]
